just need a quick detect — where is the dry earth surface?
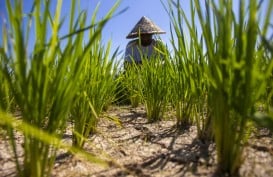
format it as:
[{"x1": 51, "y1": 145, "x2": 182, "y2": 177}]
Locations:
[{"x1": 1, "y1": 105, "x2": 273, "y2": 177}]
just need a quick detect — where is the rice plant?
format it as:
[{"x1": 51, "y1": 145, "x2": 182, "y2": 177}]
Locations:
[
  {"x1": 164, "y1": 0, "x2": 273, "y2": 174},
  {"x1": 251, "y1": 28, "x2": 273, "y2": 131},
  {"x1": 0, "y1": 0, "x2": 119, "y2": 176},
  {"x1": 260, "y1": 32, "x2": 273, "y2": 109},
  {"x1": 164, "y1": 0, "x2": 213, "y2": 141},
  {"x1": 0, "y1": 69, "x2": 13, "y2": 112},
  {"x1": 167, "y1": 6, "x2": 198, "y2": 127},
  {"x1": 192, "y1": 0, "x2": 273, "y2": 174},
  {"x1": 72, "y1": 8, "x2": 120, "y2": 147},
  {"x1": 0, "y1": 24, "x2": 14, "y2": 112},
  {"x1": 121, "y1": 62, "x2": 143, "y2": 107},
  {"x1": 139, "y1": 50, "x2": 171, "y2": 122}
]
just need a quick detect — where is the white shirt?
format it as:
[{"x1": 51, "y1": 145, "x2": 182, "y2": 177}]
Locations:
[{"x1": 124, "y1": 39, "x2": 158, "y2": 64}]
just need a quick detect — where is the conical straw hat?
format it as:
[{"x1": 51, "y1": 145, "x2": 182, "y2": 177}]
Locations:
[{"x1": 126, "y1": 16, "x2": 166, "y2": 39}]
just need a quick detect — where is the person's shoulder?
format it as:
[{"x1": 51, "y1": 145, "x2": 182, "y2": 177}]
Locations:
[{"x1": 126, "y1": 39, "x2": 138, "y2": 48}]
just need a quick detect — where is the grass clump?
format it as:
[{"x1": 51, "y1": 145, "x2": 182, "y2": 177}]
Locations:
[
  {"x1": 121, "y1": 62, "x2": 143, "y2": 107},
  {"x1": 165, "y1": 0, "x2": 273, "y2": 175},
  {"x1": 0, "y1": 0, "x2": 119, "y2": 176},
  {"x1": 140, "y1": 54, "x2": 171, "y2": 122},
  {"x1": 164, "y1": 0, "x2": 212, "y2": 139},
  {"x1": 72, "y1": 9, "x2": 120, "y2": 147},
  {"x1": 193, "y1": 0, "x2": 273, "y2": 174}
]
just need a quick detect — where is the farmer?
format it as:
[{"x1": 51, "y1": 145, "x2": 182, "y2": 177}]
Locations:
[{"x1": 124, "y1": 16, "x2": 166, "y2": 69}]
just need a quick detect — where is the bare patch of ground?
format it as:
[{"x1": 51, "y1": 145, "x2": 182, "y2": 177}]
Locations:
[{"x1": 1, "y1": 105, "x2": 273, "y2": 177}]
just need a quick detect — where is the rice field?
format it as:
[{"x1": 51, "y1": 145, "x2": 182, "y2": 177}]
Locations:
[{"x1": 1, "y1": 0, "x2": 273, "y2": 177}]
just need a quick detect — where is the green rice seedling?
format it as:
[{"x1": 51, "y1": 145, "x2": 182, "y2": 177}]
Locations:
[
  {"x1": 0, "y1": 69, "x2": 13, "y2": 112},
  {"x1": 72, "y1": 1, "x2": 121, "y2": 149},
  {"x1": 168, "y1": 50, "x2": 196, "y2": 127},
  {"x1": 139, "y1": 50, "x2": 171, "y2": 122},
  {"x1": 167, "y1": 14, "x2": 196, "y2": 127},
  {"x1": 193, "y1": 90, "x2": 213, "y2": 141},
  {"x1": 251, "y1": 29, "x2": 273, "y2": 130},
  {"x1": 192, "y1": 0, "x2": 273, "y2": 174},
  {"x1": 0, "y1": 0, "x2": 119, "y2": 176},
  {"x1": 164, "y1": 0, "x2": 212, "y2": 136},
  {"x1": 0, "y1": 24, "x2": 14, "y2": 112},
  {"x1": 72, "y1": 31, "x2": 120, "y2": 148},
  {"x1": 259, "y1": 33, "x2": 273, "y2": 109},
  {"x1": 112, "y1": 72, "x2": 132, "y2": 105},
  {"x1": 121, "y1": 62, "x2": 143, "y2": 107}
]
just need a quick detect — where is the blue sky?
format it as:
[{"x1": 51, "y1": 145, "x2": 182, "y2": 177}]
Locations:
[
  {"x1": 0, "y1": 0, "x2": 272, "y2": 62},
  {"x1": 69, "y1": 0, "x2": 176, "y2": 59},
  {"x1": 0, "y1": 0, "x2": 174, "y2": 61},
  {"x1": 96, "y1": 0, "x2": 172, "y2": 56}
]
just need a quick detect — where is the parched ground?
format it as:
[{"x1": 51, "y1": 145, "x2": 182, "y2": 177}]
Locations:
[{"x1": 1, "y1": 105, "x2": 273, "y2": 177}]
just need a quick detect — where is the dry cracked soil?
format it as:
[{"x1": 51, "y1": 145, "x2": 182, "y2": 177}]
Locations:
[{"x1": 1, "y1": 105, "x2": 273, "y2": 177}]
